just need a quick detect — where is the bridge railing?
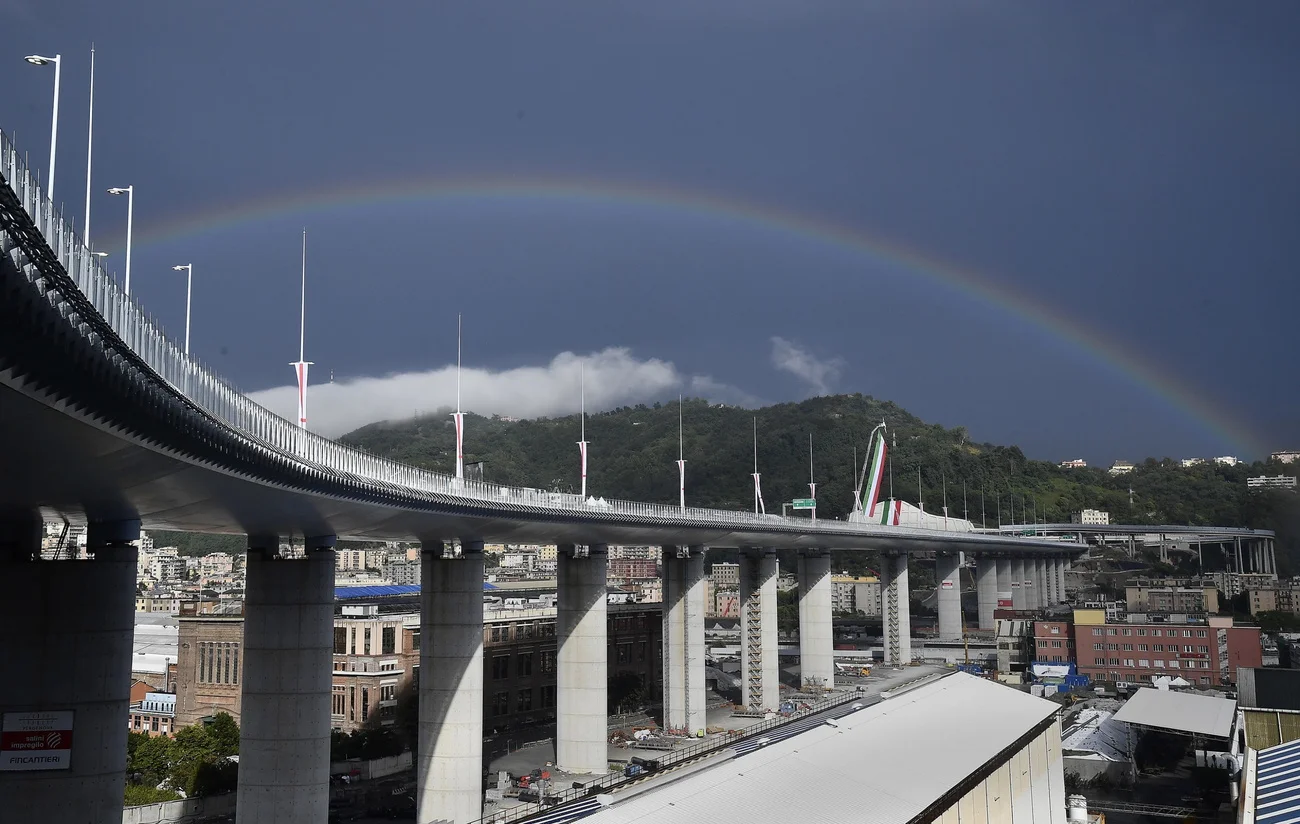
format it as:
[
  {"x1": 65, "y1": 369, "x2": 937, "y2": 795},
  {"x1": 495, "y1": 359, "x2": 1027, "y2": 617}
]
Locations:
[{"x1": 2, "y1": 128, "x2": 1044, "y2": 542}]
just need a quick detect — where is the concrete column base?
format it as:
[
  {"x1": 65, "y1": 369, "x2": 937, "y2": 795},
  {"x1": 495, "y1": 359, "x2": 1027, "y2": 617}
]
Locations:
[
  {"x1": 936, "y1": 552, "x2": 962, "y2": 640},
  {"x1": 976, "y1": 556, "x2": 998, "y2": 630},
  {"x1": 237, "y1": 536, "x2": 335, "y2": 824},
  {"x1": 417, "y1": 541, "x2": 485, "y2": 824},
  {"x1": 0, "y1": 519, "x2": 138, "y2": 824},
  {"x1": 661, "y1": 547, "x2": 706, "y2": 734},
  {"x1": 557, "y1": 544, "x2": 608, "y2": 774},
  {"x1": 797, "y1": 552, "x2": 834, "y2": 690},
  {"x1": 740, "y1": 550, "x2": 779, "y2": 710},
  {"x1": 881, "y1": 553, "x2": 911, "y2": 666}
]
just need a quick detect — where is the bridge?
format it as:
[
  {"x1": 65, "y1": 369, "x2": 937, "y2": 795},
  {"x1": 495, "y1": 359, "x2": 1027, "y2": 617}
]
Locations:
[
  {"x1": 994, "y1": 523, "x2": 1277, "y2": 574},
  {"x1": 0, "y1": 127, "x2": 1201, "y2": 824}
]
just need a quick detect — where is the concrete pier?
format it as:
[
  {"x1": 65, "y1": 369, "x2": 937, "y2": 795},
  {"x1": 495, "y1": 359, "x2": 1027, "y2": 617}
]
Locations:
[
  {"x1": 1023, "y1": 557, "x2": 1040, "y2": 611},
  {"x1": 557, "y1": 544, "x2": 609, "y2": 774},
  {"x1": 740, "y1": 550, "x2": 779, "y2": 710},
  {"x1": 976, "y1": 556, "x2": 998, "y2": 630},
  {"x1": 935, "y1": 552, "x2": 962, "y2": 640},
  {"x1": 237, "y1": 536, "x2": 336, "y2": 824},
  {"x1": 1036, "y1": 557, "x2": 1051, "y2": 606},
  {"x1": 881, "y1": 552, "x2": 912, "y2": 666},
  {"x1": 417, "y1": 541, "x2": 485, "y2": 824},
  {"x1": 797, "y1": 552, "x2": 834, "y2": 690},
  {"x1": 1011, "y1": 558, "x2": 1026, "y2": 610},
  {"x1": 662, "y1": 547, "x2": 706, "y2": 735},
  {"x1": 0, "y1": 519, "x2": 138, "y2": 824},
  {"x1": 1056, "y1": 557, "x2": 1068, "y2": 602},
  {"x1": 996, "y1": 558, "x2": 1012, "y2": 611}
]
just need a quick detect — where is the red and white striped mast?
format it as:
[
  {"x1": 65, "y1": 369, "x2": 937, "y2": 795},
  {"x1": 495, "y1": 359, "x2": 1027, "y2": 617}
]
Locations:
[
  {"x1": 577, "y1": 361, "x2": 588, "y2": 499},
  {"x1": 452, "y1": 314, "x2": 465, "y2": 481},
  {"x1": 291, "y1": 229, "x2": 312, "y2": 431}
]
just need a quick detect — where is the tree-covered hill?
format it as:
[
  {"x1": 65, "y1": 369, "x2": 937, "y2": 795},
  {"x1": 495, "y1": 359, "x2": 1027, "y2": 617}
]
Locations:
[{"x1": 342, "y1": 394, "x2": 1299, "y2": 575}]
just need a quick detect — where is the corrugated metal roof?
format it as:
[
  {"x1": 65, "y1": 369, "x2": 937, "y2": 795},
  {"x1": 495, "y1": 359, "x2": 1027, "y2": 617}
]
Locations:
[
  {"x1": 333, "y1": 582, "x2": 499, "y2": 600},
  {"x1": 1061, "y1": 709, "x2": 1128, "y2": 762},
  {"x1": 581, "y1": 673, "x2": 1060, "y2": 824},
  {"x1": 1112, "y1": 688, "x2": 1236, "y2": 738},
  {"x1": 1256, "y1": 738, "x2": 1300, "y2": 824}
]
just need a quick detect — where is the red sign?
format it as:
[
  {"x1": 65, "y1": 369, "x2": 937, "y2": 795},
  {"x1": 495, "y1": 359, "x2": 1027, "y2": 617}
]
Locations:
[
  {"x1": 998, "y1": 599, "x2": 1013, "y2": 608},
  {"x1": 1, "y1": 711, "x2": 74, "y2": 771},
  {"x1": 940, "y1": 580, "x2": 954, "y2": 590},
  {"x1": 1177, "y1": 653, "x2": 1209, "y2": 660}
]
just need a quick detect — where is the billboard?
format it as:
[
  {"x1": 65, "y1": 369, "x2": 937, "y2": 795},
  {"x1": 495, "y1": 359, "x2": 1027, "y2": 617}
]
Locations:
[{"x1": 1, "y1": 711, "x2": 73, "y2": 771}]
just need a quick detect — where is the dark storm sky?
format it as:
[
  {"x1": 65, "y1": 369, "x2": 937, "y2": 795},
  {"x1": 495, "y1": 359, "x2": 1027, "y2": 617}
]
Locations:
[{"x1": 5, "y1": 1, "x2": 1297, "y2": 464}]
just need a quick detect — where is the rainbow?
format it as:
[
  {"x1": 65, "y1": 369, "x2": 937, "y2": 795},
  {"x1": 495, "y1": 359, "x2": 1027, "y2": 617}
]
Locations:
[{"x1": 118, "y1": 175, "x2": 1260, "y2": 455}]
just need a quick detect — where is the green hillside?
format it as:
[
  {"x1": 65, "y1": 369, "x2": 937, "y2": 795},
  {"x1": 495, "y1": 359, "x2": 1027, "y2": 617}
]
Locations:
[{"x1": 342, "y1": 394, "x2": 1299, "y2": 576}]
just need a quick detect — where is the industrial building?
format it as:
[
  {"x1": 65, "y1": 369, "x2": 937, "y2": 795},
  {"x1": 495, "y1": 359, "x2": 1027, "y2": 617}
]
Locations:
[{"x1": 578, "y1": 673, "x2": 1065, "y2": 823}]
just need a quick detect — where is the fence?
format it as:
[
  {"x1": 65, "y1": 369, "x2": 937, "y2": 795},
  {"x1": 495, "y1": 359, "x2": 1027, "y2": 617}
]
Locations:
[
  {"x1": 0, "y1": 124, "x2": 1056, "y2": 549},
  {"x1": 121, "y1": 792, "x2": 235, "y2": 824},
  {"x1": 472, "y1": 689, "x2": 864, "y2": 824}
]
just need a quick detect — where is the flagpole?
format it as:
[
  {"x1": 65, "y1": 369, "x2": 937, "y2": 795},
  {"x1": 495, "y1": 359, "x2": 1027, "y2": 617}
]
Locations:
[
  {"x1": 752, "y1": 416, "x2": 764, "y2": 515},
  {"x1": 808, "y1": 433, "x2": 816, "y2": 525},
  {"x1": 290, "y1": 229, "x2": 312, "y2": 432}
]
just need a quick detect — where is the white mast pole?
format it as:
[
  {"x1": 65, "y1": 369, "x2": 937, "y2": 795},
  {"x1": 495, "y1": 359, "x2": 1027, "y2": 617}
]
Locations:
[
  {"x1": 677, "y1": 395, "x2": 685, "y2": 511},
  {"x1": 453, "y1": 314, "x2": 465, "y2": 480},
  {"x1": 808, "y1": 433, "x2": 816, "y2": 525},
  {"x1": 290, "y1": 229, "x2": 311, "y2": 431},
  {"x1": 83, "y1": 46, "x2": 94, "y2": 246},
  {"x1": 577, "y1": 360, "x2": 588, "y2": 499}
]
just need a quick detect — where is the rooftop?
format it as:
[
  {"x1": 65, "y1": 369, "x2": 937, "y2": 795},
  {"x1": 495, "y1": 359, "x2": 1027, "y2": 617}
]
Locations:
[
  {"x1": 1112, "y1": 688, "x2": 1236, "y2": 738},
  {"x1": 581, "y1": 673, "x2": 1059, "y2": 824}
]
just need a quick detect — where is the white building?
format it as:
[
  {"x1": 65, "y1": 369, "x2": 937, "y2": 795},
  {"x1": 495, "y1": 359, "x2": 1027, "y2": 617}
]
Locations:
[
  {"x1": 1071, "y1": 509, "x2": 1111, "y2": 525},
  {"x1": 385, "y1": 557, "x2": 421, "y2": 585},
  {"x1": 1214, "y1": 456, "x2": 1240, "y2": 466},
  {"x1": 1108, "y1": 461, "x2": 1135, "y2": 476},
  {"x1": 1271, "y1": 451, "x2": 1300, "y2": 465},
  {"x1": 1248, "y1": 476, "x2": 1297, "y2": 490},
  {"x1": 832, "y1": 575, "x2": 881, "y2": 616},
  {"x1": 1180, "y1": 458, "x2": 1205, "y2": 468},
  {"x1": 709, "y1": 562, "x2": 739, "y2": 589},
  {"x1": 337, "y1": 548, "x2": 370, "y2": 571},
  {"x1": 150, "y1": 556, "x2": 186, "y2": 582},
  {"x1": 1060, "y1": 459, "x2": 1087, "y2": 469},
  {"x1": 198, "y1": 552, "x2": 234, "y2": 577}
]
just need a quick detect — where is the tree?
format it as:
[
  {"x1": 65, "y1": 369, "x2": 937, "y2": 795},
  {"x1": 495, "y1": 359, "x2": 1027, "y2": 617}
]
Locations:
[
  {"x1": 205, "y1": 712, "x2": 240, "y2": 757},
  {"x1": 169, "y1": 725, "x2": 220, "y2": 796}
]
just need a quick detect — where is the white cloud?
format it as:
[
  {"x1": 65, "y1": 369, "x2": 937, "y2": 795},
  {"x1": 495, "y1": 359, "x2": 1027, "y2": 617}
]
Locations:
[
  {"x1": 248, "y1": 347, "x2": 756, "y2": 438},
  {"x1": 770, "y1": 337, "x2": 844, "y2": 396}
]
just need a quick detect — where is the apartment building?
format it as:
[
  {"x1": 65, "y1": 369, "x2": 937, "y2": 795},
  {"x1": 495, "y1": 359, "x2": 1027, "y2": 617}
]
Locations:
[
  {"x1": 1069, "y1": 609, "x2": 1261, "y2": 687},
  {"x1": 1248, "y1": 579, "x2": 1300, "y2": 616},
  {"x1": 128, "y1": 692, "x2": 177, "y2": 737},
  {"x1": 831, "y1": 575, "x2": 881, "y2": 616},
  {"x1": 1031, "y1": 620, "x2": 1075, "y2": 664},
  {"x1": 1208, "y1": 572, "x2": 1278, "y2": 599},
  {"x1": 1125, "y1": 582, "x2": 1219, "y2": 614}
]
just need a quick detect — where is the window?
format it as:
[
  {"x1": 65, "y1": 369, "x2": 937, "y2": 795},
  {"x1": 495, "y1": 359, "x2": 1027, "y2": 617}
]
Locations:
[
  {"x1": 1094, "y1": 657, "x2": 1106, "y2": 665},
  {"x1": 1107, "y1": 644, "x2": 1119, "y2": 651},
  {"x1": 491, "y1": 626, "x2": 508, "y2": 643},
  {"x1": 1184, "y1": 645, "x2": 1195, "y2": 653},
  {"x1": 382, "y1": 627, "x2": 396, "y2": 655},
  {"x1": 361, "y1": 688, "x2": 370, "y2": 721},
  {"x1": 1184, "y1": 630, "x2": 1193, "y2": 638},
  {"x1": 381, "y1": 684, "x2": 396, "y2": 702},
  {"x1": 492, "y1": 691, "x2": 510, "y2": 716},
  {"x1": 1200, "y1": 676, "x2": 1211, "y2": 684},
  {"x1": 1092, "y1": 628, "x2": 1104, "y2": 637},
  {"x1": 1153, "y1": 660, "x2": 1165, "y2": 668},
  {"x1": 1198, "y1": 645, "x2": 1209, "y2": 653},
  {"x1": 617, "y1": 644, "x2": 632, "y2": 664},
  {"x1": 518, "y1": 653, "x2": 533, "y2": 678},
  {"x1": 1138, "y1": 644, "x2": 1148, "y2": 651},
  {"x1": 1050, "y1": 626, "x2": 1060, "y2": 634},
  {"x1": 539, "y1": 622, "x2": 556, "y2": 638},
  {"x1": 1138, "y1": 659, "x2": 1150, "y2": 667},
  {"x1": 1094, "y1": 643, "x2": 1104, "y2": 650},
  {"x1": 1196, "y1": 630, "x2": 1208, "y2": 638},
  {"x1": 334, "y1": 627, "x2": 348, "y2": 654},
  {"x1": 333, "y1": 688, "x2": 346, "y2": 716},
  {"x1": 1109, "y1": 658, "x2": 1120, "y2": 666},
  {"x1": 1038, "y1": 640, "x2": 1048, "y2": 648},
  {"x1": 1122, "y1": 644, "x2": 1134, "y2": 651},
  {"x1": 1151, "y1": 630, "x2": 1162, "y2": 637},
  {"x1": 492, "y1": 655, "x2": 510, "y2": 680},
  {"x1": 1124, "y1": 659, "x2": 1135, "y2": 667},
  {"x1": 1168, "y1": 660, "x2": 1180, "y2": 669},
  {"x1": 363, "y1": 628, "x2": 372, "y2": 655},
  {"x1": 1138, "y1": 629, "x2": 1147, "y2": 636},
  {"x1": 517, "y1": 689, "x2": 533, "y2": 712},
  {"x1": 1052, "y1": 640, "x2": 1063, "y2": 648},
  {"x1": 518, "y1": 622, "x2": 534, "y2": 641},
  {"x1": 1122, "y1": 629, "x2": 1132, "y2": 636},
  {"x1": 1108, "y1": 629, "x2": 1118, "y2": 636},
  {"x1": 540, "y1": 685, "x2": 557, "y2": 708},
  {"x1": 540, "y1": 650, "x2": 557, "y2": 674},
  {"x1": 1153, "y1": 644, "x2": 1165, "y2": 652}
]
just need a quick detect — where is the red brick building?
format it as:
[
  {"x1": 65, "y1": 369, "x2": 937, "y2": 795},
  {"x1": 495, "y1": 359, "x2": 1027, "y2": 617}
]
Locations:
[{"x1": 1034, "y1": 609, "x2": 1262, "y2": 687}]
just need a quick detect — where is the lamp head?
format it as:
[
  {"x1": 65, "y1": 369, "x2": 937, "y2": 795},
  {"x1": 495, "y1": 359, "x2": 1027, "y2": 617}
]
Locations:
[
  {"x1": 172, "y1": 265, "x2": 188, "y2": 271},
  {"x1": 107, "y1": 187, "x2": 130, "y2": 195},
  {"x1": 24, "y1": 55, "x2": 57, "y2": 67}
]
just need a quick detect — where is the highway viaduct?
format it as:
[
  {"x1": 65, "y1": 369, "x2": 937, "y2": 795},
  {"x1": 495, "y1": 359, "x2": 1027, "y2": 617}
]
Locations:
[{"x1": 0, "y1": 129, "x2": 1259, "y2": 824}]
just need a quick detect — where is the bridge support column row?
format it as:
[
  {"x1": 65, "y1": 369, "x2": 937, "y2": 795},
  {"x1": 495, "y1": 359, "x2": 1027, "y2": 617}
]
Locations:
[
  {"x1": 881, "y1": 552, "x2": 911, "y2": 666},
  {"x1": 996, "y1": 558, "x2": 1013, "y2": 615},
  {"x1": 0, "y1": 519, "x2": 138, "y2": 824},
  {"x1": 237, "y1": 536, "x2": 335, "y2": 824},
  {"x1": 797, "y1": 552, "x2": 834, "y2": 690},
  {"x1": 557, "y1": 544, "x2": 608, "y2": 774},
  {"x1": 976, "y1": 555, "x2": 998, "y2": 630},
  {"x1": 417, "y1": 541, "x2": 485, "y2": 824},
  {"x1": 662, "y1": 547, "x2": 706, "y2": 734},
  {"x1": 739, "y1": 549, "x2": 779, "y2": 710},
  {"x1": 936, "y1": 552, "x2": 963, "y2": 640}
]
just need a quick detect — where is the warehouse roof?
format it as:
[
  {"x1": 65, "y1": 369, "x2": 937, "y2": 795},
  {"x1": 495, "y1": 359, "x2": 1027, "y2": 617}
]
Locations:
[
  {"x1": 1255, "y1": 737, "x2": 1300, "y2": 824},
  {"x1": 582, "y1": 673, "x2": 1059, "y2": 824},
  {"x1": 1113, "y1": 688, "x2": 1236, "y2": 739}
]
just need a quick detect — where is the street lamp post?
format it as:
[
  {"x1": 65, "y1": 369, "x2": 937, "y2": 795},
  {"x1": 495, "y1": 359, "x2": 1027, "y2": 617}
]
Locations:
[
  {"x1": 172, "y1": 264, "x2": 193, "y2": 354},
  {"x1": 107, "y1": 186, "x2": 133, "y2": 294},
  {"x1": 23, "y1": 53, "x2": 61, "y2": 202}
]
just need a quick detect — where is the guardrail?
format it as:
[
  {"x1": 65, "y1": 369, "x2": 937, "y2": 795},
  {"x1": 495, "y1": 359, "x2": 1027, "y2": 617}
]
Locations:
[
  {"x1": 0, "y1": 126, "x2": 1073, "y2": 546},
  {"x1": 472, "y1": 689, "x2": 865, "y2": 824}
]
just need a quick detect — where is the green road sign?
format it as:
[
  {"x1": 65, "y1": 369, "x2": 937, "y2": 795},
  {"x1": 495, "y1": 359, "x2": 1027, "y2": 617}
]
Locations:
[{"x1": 792, "y1": 498, "x2": 816, "y2": 510}]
